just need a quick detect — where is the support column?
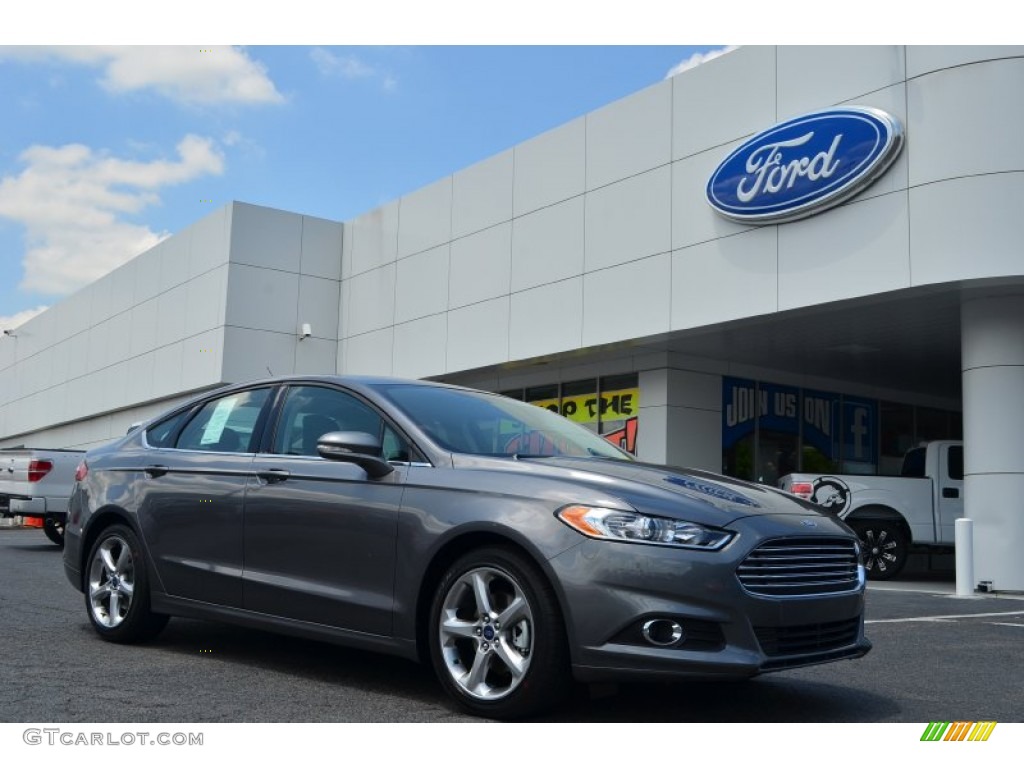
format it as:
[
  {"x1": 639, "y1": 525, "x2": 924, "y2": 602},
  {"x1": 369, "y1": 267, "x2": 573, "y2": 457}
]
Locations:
[
  {"x1": 961, "y1": 294, "x2": 1024, "y2": 591},
  {"x1": 637, "y1": 368, "x2": 721, "y2": 471}
]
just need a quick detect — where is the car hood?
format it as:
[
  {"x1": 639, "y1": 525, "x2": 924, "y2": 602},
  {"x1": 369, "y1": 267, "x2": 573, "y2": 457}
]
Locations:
[{"x1": 453, "y1": 454, "x2": 833, "y2": 528}]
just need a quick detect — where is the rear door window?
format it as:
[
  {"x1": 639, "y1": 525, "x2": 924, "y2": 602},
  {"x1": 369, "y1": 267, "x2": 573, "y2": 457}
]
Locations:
[{"x1": 175, "y1": 389, "x2": 272, "y2": 453}]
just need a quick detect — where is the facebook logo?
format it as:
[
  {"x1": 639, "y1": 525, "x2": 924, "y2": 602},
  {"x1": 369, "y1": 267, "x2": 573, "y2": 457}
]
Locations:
[{"x1": 842, "y1": 399, "x2": 876, "y2": 465}]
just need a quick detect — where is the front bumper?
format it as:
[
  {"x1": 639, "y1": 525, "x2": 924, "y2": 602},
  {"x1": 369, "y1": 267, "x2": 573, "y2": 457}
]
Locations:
[{"x1": 548, "y1": 514, "x2": 870, "y2": 683}]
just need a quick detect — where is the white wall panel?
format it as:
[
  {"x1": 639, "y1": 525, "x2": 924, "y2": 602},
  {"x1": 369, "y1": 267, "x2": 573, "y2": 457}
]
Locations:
[
  {"x1": 910, "y1": 173, "x2": 1024, "y2": 286},
  {"x1": 397, "y1": 176, "x2": 452, "y2": 258},
  {"x1": 184, "y1": 265, "x2": 228, "y2": 338},
  {"x1": 447, "y1": 297, "x2": 509, "y2": 373},
  {"x1": 229, "y1": 202, "x2": 302, "y2": 273},
  {"x1": 345, "y1": 264, "x2": 396, "y2": 336},
  {"x1": 188, "y1": 205, "x2": 231, "y2": 279},
  {"x1": 908, "y1": 58, "x2": 1024, "y2": 187},
  {"x1": 582, "y1": 253, "x2": 670, "y2": 346},
  {"x1": 350, "y1": 201, "x2": 399, "y2": 276},
  {"x1": 907, "y1": 46, "x2": 1024, "y2": 78},
  {"x1": 300, "y1": 215, "x2": 344, "y2": 281},
  {"x1": 225, "y1": 264, "x2": 299, "y2": 335},
  {"x1": 152, "y1": 341, "x2": 184, "y2": 399},
  {"x1": 89, "y1": 273, "x2": 115, "y2": 327},
  {"x1": 393, "y1": 313, "x2": 447, "y2": 379},
  {"x1": 585, "y1": 166, "x2": 671, "y2": 272},
  {"x1": 671, "y1": 227, "x2": 778, "y2": 330},
  {"x1": 587, "y1": 80, "x2": 671, "y2": 190},
  {"x1": 513, "y1": 117, "x2": 585, "y2": 217},
  {"x1": 133, "y1": 246, "x2": 163, "y2": 304},
  {"x1": 779, "y1": 192, "x2": 910, "y2": 311},
  {"x1": 155, "y1": 283, "x2": 189, "y2": 347},
  {"x1": 777, "y1": 46, "x2": 905, "y2": 118},
  {"x1": 511, "y1": 197, "x2": 584, "y2": 292},
  {"x1": 394, "y1": 244, "x2": 450, "y2": 323},
  {"x1": 180, "y1": 328, "x2": 224, "y2": 391},
  {"x1": 107, "y1": 260, "x2": 137, "y2": 319},
  {"x1": 341, "y1": 328, "x2": 394, "y2": 376},
  {"x1": 671, "y1": 142, "x2": 755, "y2": 251},
  {"x1": 672, "y1": 46, "x2": 776, "y2": 161},
  {"x1": 124, "y1": 351, "x2": 156, "y2": 405},
  {"x1": 449, "y1": 223, "x2": 512, "y2": 309},
  {"x1": 221, "y1": 327, "x2": 295, "y2": 383},
  {"x1": 294, "y1": 336, "x2": 338, "y2": 375},
  {"x1": 509, "y1": 278, "x2": 582, "y2": 361},
  {"x1": 158, "y1": 228, "x2": 190, "y2": 292},
  {"x1": 452, "y1": 149, "x2": 513, "y2": 238},
  {"x1": 129, "y1": 299, "x2": 159, "y2": 359},
  {"x1": 296, "y1": 274, "x2": 341, "y2": 340}
]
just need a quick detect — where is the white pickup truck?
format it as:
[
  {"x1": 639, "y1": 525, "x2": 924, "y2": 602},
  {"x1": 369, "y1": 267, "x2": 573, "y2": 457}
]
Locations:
[
  {"x1": 779, "y1": 440, "x2": 963, "y2": 580},
  {"x1": 0, "y1": 448, "x2": 86, "y2": 547}
]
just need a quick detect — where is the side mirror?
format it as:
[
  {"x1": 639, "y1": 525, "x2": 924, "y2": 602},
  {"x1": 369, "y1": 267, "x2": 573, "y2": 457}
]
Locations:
[{"x1": 316, "y1": 431, "x2": 394, "y2": 479}]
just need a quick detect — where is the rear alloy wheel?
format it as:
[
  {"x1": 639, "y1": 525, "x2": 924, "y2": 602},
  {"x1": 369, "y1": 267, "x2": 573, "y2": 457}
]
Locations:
[
  {"x1": 429, "y1": 547, "x2": 570, "y2": 719},
  {"x1": 85, "y1": 524, "x2": 168, "y2": 643},
  {"x1": 851, "y1": 521, "x2": 908, "y2": 580},
  {"x1": 43, "y1": 516, "x2": 65, "y2": 548}
]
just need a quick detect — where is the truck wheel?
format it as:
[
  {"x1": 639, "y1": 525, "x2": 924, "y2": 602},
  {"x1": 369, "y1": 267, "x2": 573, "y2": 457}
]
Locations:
[
  {"x1": 43, "y1": 517, "x2": 65, "y2": 548},
  {"x1": 851, "y1": 521, "x2": 908, "y2": 580}
]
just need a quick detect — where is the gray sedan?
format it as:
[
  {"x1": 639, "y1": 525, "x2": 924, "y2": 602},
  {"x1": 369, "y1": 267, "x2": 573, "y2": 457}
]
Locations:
[{"x1": 63, "y1": 376, "x2": 870, "y2": 718}]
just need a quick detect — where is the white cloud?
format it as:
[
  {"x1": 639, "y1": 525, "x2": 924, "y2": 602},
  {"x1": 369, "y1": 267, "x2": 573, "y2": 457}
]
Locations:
[
  {"x1": 310, "y1": 47, "x2": 397, "y2": 91},
  {"x1": 0, "y1": 46, "x2": 283, "y2": 105},
  {"x1": 666, "y1": 46, "x2": 739, "y2": 78},
  {"x1": 0, "y1": 305, "x2": 48, "y2": 332},
  {"x1": 0, "y1": 135, "x2": 224, "y2": 295}
]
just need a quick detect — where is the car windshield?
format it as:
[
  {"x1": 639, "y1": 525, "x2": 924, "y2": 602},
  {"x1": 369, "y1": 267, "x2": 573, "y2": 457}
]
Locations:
[{"x1": 381, "y1": 384, "x2": 633, "y2": 461}]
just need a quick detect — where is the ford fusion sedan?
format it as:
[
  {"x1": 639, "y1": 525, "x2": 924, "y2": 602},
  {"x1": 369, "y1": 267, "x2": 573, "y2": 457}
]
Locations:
[{"x1": 64, "y1": 376, "x2": 870, "y2": 718}]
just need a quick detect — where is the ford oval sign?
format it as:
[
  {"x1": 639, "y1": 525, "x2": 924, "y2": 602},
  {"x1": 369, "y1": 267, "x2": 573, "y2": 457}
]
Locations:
[{"x1": 706, "y1": 106, "x2": 903, "y2": 224}]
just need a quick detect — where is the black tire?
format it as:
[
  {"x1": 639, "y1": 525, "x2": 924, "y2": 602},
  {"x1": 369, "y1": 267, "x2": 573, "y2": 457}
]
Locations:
[
  {"x1": 428, "y1": 546, "x2": 571, "y2": 719},
  {"x1": 84, "y1": 523, "x2": 169, "y2": 643},
  {"x1": 43, "y1": 516, "x2": 65, "y2": 548},
  {"x1": 850, "y1": 520, "x2": 908, "y2": 580}
]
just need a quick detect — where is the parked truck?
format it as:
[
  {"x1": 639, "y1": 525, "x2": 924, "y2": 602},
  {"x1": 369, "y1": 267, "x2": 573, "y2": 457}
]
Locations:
[
  {"x1": 779, "y1": 440, "x2": 963, "y2": 580},
  {"x1": 0, "y1": 448, "x2": 86, "y2": 547}
]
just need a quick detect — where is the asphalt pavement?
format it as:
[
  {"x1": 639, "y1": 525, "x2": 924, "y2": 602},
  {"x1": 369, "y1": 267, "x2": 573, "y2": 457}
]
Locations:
[{"x1": 2, "y1": 527, "x2": 1021, "y2": 723}]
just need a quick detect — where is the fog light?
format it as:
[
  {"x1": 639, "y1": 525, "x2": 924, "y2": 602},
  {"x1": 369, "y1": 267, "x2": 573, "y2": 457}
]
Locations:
[{"x1": 641, "y1": 619, "x2": 685, "y2": 647}]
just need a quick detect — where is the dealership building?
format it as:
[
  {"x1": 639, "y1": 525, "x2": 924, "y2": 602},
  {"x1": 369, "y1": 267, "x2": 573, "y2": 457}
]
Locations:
[{"x1": 1, "y1": 46, "x2": 1022, "y2": 588}]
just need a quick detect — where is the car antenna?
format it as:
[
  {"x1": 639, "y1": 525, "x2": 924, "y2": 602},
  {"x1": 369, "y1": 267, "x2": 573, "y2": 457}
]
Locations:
[{"x1": 266, "y1": 366, "x2": 274, "y2": 376}]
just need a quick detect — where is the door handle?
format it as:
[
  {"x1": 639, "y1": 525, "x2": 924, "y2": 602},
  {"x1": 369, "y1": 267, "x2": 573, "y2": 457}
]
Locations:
[
  {"x1": 144, "y1": 465, "x2": 169, "y2": 478},
  {"x1": 942, "y1": 487, "x2": 960, "y2": 499},
  {"x1": 257, "y1": 469, "x2": 291, "y2": 484}
]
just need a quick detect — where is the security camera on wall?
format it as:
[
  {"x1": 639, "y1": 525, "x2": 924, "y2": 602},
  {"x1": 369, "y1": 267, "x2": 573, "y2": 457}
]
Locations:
[{"x1": 299, "y1": 323, "x2": 312, "y2": 340}]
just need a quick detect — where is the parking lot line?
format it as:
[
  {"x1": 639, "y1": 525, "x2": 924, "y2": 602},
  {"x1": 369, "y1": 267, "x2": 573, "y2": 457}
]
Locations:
[
  {"x1": 987, "y1": 622, "x2": 1024, "y2": 628},
  {"x1": 867, "y1": 610, "x2": 1024, "y2": 624}
]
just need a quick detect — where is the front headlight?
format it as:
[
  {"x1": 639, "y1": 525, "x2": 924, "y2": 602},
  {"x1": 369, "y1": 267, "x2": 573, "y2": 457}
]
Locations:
[{"x1": 556, "y1": 505, "x2": 733, "y2": 550}]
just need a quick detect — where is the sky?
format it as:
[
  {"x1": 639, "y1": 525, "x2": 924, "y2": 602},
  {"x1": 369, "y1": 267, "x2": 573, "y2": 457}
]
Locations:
[{"x1": 0, "y1": 44, "x2": 733, "y2": 330}]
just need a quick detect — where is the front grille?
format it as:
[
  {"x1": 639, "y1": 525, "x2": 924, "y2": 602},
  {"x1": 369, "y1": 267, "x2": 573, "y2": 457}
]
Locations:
[
  {"x1": 737, "y1": 537, "x2": 860, "y2": 596},
  {"x1": 754, "y1": 617, "x2": 861, "y2": 663}
]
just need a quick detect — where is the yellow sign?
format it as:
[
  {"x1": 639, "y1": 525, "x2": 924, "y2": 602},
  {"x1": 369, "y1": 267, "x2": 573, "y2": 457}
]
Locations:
[{"x1": 529, "y1": 387, "x2": 639, "y2": 424}]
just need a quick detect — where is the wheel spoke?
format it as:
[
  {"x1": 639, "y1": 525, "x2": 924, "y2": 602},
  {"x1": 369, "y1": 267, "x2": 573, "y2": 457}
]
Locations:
[
  {"x1": 493, "y1": 641, "x2": 527, "y2": 682},
  {"x1": 464, "y1": 649, "x2": 490, "y2": 693},
  {"x1": 115, "y1": 544, "x2": 131, "y2": 571},
  {"x1": 470, "y1": 572, "x2": 493, "y2": 617},
  {"x1": 100, "y1": 546, "x2": 117, "y2": 574},
  {"x1": 496, "y1": 595, "x2": 527, "y2": 627},
  {"x1": 120, "y1": 580, "x2": 135, "y2": 597},
  {"x1": 91, "y1": 584, "x2": 111, "y2": 601},
  {"x1": 109, "y1": 591, "x2": 121, "y2": 620},
  {"x1": 441, "y1": 613, "x2": 478, "y2": 639}
]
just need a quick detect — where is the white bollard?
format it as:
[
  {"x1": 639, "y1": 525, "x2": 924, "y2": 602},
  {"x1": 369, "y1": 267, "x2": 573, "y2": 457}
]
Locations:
[{"x1": 955, "y1": 517, "x2": 975, "y2": 597}]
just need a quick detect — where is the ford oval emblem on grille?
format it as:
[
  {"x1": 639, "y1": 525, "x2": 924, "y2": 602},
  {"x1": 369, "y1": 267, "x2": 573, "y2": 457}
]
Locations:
[
  {"x1": 706, "y1": 106, "x2": 903, "y2": 224},
  {"x1": 800, "y1": 520, "x2": 818, "y2": 528}
]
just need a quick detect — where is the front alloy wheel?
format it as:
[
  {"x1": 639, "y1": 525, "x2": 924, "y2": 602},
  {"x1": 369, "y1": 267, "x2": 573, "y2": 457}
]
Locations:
[
  {"x1": 429, "y1": 548, "x2": 569, "y2": 719},
  {"x1": 84, "y1": 524, "x2": 168, "y2": 643}
]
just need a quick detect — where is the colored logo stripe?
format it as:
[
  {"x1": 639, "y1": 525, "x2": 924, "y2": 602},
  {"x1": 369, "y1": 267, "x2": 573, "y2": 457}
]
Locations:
[{"x1": 921, "y1": 722, "x2": 997, "y2": 741}]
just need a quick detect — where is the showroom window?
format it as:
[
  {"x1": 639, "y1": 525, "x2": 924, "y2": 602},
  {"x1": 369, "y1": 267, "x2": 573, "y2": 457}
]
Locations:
[{"x1": 501, "y1": 374, "x2": 639, "y2": 454}]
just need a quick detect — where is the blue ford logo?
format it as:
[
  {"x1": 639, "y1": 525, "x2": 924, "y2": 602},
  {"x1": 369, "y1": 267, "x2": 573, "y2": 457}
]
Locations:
[{"x1": 706, "y1": 106, "x2": 903, "y2": 224}]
